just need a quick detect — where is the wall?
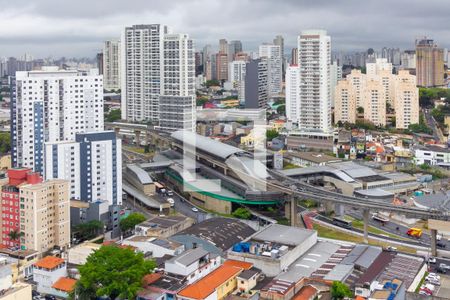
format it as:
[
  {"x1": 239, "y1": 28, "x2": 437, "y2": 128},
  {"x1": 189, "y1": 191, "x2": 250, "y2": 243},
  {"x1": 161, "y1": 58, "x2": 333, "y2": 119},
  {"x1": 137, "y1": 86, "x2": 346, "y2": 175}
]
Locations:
[
  {"x1": 217, "y1": 276, "x2": 238, "y2": 300},
  {"x1": 33, "y1": 265, "x2": 67, "y2": 295},
  {"x1": 1, "y1": 283, "x2": 32, "y2": 300}
]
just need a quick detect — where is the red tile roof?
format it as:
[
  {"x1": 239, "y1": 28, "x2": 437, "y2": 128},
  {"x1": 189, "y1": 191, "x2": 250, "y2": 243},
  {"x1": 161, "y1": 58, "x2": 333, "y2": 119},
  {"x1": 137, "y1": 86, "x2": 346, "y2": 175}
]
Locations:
[
  {"x1": 52, "y1": 277, "x2": 77, "y2": 292},
  {"x1": 34, "y1": 256, "x2": 65, "y2": 270},
  {"x1": 222, "y1": 260, "x2": 253, "y2": 270},
  {"x1": 293, "y1": 285, "x2": 318, "y2": 300},
  {"x1": 178, "y1": 264, "x2": 242, "y2": 300}
]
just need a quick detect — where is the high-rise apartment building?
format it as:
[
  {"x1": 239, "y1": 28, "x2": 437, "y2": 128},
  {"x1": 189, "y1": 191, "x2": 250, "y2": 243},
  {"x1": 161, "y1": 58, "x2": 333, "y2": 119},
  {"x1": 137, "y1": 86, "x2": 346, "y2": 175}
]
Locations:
[
  {"x1": 96, "y1": 53, "x2": 104, "y2": 75},
  {"x1": 273, "y1": 35, "x2": 285, "y2": 77},
  {"x1": 216, "y1": 52, "x2": 229, "y2": 81},
  {"x1": 158, "y1": 33, "x2": 195, "y2": 131},
  {"x1": 363, "y1": 78, "x2": 386, "y2": 127},
  {"x1": 298, "y1": 30, "x2": 332, "y2": 133},
  {"x1": 400, "y1": 50, "x2": 416, "y2": 69},
  {"x1": 244, "y1": 59, "x2": 268, "y2": 109},
  {"x1": 330, "y1": 61, "x2": 343, "y2": 107},
  {"x1": 291, "y1": 48, "x2": 298, "y2": 65},
  {"x1": 11, "y1": 67, "x2": 104, "y2": 174},
  {"x1": 103, "y1": 40, "x2": 121, "y2": 91},
  {"x1": 228, "y1": 40, "x2": 243, "y2": 61},
  {"x1": 259, "y1": 44, "x2": 282, "y2": 97},
  {"x1": 334, "y1": 80, "x2": 357, "y2": 124},
  {"x1": 44, "y1": 132, "x2": 122, "y2": 205},
  {"x1": 285, "y1": 64, "x2": 300, "y2": 123},
  {"x1": 416, "y1": 37, "x2": 445, "y2": 87},
  {"x1": 121, "y1": 24, "x2": 168, "y2": 122},
  {"x1": 395, "y1": 70, "x2": 419, "y2": 129},
  {"x1": 0, "y1": 168, "x2": 70, "y2": 252},
  {"x1": 219, "y1": 39, "x2": 228, "y2": 54},
  {"x1": 366, "y1": 58, "x2": 393, "y2": 77},
  {"x1": 334, "y1": 67, "x2": 418, "y2": 128}
]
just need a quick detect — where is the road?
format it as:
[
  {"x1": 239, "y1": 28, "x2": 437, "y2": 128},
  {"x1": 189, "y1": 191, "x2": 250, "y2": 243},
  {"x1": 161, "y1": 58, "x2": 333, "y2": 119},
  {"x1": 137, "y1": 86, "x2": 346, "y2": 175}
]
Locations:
[
  {"x1": 424, "y1": 109, "x2": 445, "y2": 143},
  {"x1": 346, "y1": 209, "x2": 450, "y2": 249}
]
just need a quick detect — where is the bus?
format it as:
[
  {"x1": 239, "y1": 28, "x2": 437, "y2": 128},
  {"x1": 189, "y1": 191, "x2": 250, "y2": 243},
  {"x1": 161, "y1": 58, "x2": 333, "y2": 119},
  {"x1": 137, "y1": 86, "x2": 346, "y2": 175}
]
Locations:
[{"x1": 332, "y1": 217, "x2": 352, "y2": 229}]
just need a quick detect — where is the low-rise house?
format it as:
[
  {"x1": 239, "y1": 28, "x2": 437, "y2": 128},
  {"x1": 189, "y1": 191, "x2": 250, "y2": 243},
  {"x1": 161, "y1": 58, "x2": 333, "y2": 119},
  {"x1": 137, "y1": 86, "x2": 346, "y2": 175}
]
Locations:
[
  {"x1": 51, "y1": 277, "x2": 77, "y2": 298},
  {"x1": 177, "y1": 262, "x2": 247, "y2": 300},
  {"x1": 165, "y1": 247, "x2": 221, "y2": 284},
  {"x1": 33, "y1": 256, "x2": 67, "y2": 296},
  {"x1": 122, "y1": 236, "x2": 184, "y2": 258}
]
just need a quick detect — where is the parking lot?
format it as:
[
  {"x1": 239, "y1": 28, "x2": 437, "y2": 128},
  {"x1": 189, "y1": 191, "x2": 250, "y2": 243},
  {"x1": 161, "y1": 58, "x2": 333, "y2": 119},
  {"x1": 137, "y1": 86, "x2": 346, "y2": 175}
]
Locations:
[{"x1": 434, "y1": 275, "x2": 450, "y2": 298}]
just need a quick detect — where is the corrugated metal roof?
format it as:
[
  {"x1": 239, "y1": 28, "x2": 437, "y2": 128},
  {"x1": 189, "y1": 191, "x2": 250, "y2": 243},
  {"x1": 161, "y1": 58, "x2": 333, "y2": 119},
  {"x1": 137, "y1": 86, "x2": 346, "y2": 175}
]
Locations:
[
  {"x1": 171, "y1": 130, "x2": 248, "y2": 160},
  {"x1": 126, "y1": 164, "x2": 153, "y2": 184}
]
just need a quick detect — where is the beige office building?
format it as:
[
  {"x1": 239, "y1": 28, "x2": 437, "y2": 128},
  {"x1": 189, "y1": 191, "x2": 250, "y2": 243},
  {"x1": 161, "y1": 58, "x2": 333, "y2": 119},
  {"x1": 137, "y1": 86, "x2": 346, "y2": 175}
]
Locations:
[
  {"x1": 334, "y1": 80, "x2": 357, "y2": 124},
  {"x1": 395, "y1": 70, "x2": 419, "y2": 129},
  {"x1": 416, "y1": 38, "x2": 445, "y2": 87},
  {"x1": 19, "y1": 179, "x2": 70, "y2": 252}
]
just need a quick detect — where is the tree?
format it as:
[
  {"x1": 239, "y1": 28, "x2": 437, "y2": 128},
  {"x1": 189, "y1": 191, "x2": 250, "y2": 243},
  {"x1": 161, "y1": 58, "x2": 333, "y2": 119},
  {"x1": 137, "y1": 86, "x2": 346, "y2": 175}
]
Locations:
[
  {"x1": 196, "y1": 96, "x2": 209, "y2": 107},
  {"x1": 74, "y1": 220, "x2": 104, "y2": 241},
  {"x1": 71, "y1": 245, "x2": 156, "y2": 299},
  {"x1": 205, "y1": 79, "x2": 220, "y2": 87},
  {"x1": 276, "y1": 104, "x2": 285, "y2": 115},
  {"x1": 105, "y1": 109, "x2": 121, "y2": 122},
  {"x1": 120, "y1": 212, "x2": 146, "y2": 232},
  {"x1": 0, "y1": 132, "x2": 11, "y2": 154},
  {"x1": 232, "y1": 207, "x2": 252, "y2": 219},
  {"x1": 331, "y1": 281, "x2": 352, "y2": 299},
  {"x1": 8, "y1": 229, "x2": 23, "y2": 245},
  {"x1": 266, "y1": 129, "x2": 279, "y2": 141},
  {"x1": 357, "y1": 106, "x2": 364, "y2": 114}
]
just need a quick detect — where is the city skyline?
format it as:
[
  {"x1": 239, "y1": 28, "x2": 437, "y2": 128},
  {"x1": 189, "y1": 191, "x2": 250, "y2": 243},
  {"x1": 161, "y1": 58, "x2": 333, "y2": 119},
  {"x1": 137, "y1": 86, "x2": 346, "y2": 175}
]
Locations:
[{"x1": 1, "y1": 0, "x2": 450, "y2": 57}]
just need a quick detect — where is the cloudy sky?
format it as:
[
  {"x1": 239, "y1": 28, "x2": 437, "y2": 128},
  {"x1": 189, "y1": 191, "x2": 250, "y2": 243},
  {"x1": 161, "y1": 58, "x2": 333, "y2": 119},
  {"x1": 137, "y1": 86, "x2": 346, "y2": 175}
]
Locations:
[{"x1": 0, "y1": 0, "x2": 449, "y2": 58}]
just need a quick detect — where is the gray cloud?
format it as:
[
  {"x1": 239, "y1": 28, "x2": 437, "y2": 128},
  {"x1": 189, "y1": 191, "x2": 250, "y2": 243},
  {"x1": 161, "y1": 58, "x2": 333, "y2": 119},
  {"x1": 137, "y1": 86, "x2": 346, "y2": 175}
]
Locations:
[{"x1": 0, "y1": 0, "x2": 449, "y2": 58}]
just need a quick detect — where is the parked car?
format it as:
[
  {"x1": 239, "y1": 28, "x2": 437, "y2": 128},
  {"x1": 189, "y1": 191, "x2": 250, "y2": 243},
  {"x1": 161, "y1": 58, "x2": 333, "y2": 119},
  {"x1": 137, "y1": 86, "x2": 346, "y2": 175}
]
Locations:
[
  {"x1": 437, "y1": 241, "x2": 446, "y2": 248},
  {"x1": 426, "y1": 273, "x2": 440, "y2": 281},
  {"x1": 436, "y1": 267, "x2": 447, "y2": 274},
  {"x1": 166, "y1": 190, "x2": 174, "y2": 196},
  {"x1": 428, "y1": 257, "x2": 437, "y2": 264},
  {"x1": 191, "y1": 207, "x2": 199, "y2": 212},
  {"x1": 426, "y1": 278, "x2": 440, "y2": 286},
  {"x1": 439, "y1": 263, "x2": 450, "y2": 270},
  {"x1": 167, "y1": 198, "x2": 175, "y2": 207},
  {"x1": 386, "y1": 246, "x2": 397, "y2": 252}
]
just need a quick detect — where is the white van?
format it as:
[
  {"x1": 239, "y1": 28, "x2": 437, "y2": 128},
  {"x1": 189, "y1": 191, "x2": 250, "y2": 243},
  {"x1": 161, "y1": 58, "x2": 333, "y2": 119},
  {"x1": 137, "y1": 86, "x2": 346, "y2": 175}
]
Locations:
[{"x1": 167, "y1": 198, "x2": 175, "y2": 207}]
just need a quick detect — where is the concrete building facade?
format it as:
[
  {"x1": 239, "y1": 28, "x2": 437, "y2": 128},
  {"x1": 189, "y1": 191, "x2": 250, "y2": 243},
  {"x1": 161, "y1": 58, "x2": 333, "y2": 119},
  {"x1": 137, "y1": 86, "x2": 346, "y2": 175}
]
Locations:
[
  {"x1": 103, "y1": 40, "x2": 121, "y2": 91},
  {"x1": 416, "y1": 37, "x2": 445, "y2": 87}
]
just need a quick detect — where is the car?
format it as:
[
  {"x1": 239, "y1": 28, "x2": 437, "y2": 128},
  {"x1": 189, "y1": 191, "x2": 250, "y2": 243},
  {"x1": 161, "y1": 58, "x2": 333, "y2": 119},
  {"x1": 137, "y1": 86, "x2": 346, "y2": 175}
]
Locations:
[
  {"x1": 191, "y1": 207, "x2": 199, "y2": 212},
  {"x1": 44, "y1": 295, "x2": 57, "y2": 300},
  {"x1": 419, "y1": 290, "x2": 432, "y2": 296},
  {"x1": 167, "y1": 198, "x2": 175, "y2": 207},
  {"x1": 437, "y1": 241, "x2": 446, "y2": 248},
  {"x1": 428, "y1": 257, "x2": 437, "y2": 264},
  {"x1": 426, "y1": 278, "x2": 440, "y2": 286},
  {"x1": 166, "y1": 190, "x2": 174, "y2": 196},
  {"x1": 386, "y1": 246, "x2": 397, "y2": 252},
  {"x1": 32, "y1": 290, "x2": 39, "y2": 297},
  {"x1": 436, "y1": 267, "x2": 447, "y2": 274},
  {"x1": 427, "y1": 273, "x2": 440, "y2": 280},
  {"x1": 439, "y1": 263, "x2": 450, "y2": 270},
  {"x1": 437, "y1": 234, "x2": 443, "y2": 241}
]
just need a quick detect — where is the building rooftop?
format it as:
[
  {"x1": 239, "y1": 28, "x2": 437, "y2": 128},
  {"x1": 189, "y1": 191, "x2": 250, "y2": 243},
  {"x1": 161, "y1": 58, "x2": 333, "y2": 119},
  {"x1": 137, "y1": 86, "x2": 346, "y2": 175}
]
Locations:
[
  {"x1": 292, "y1": 285, "x2": 318, "y2": 300},
  {"x1": 261, "y1": 278, "x2": 295, "y2": 296},
  {"x1": 34, "y1": 256, "x2": 65, "y2": 270},
  {"x1": 341, "y1": 245, "x2": 382, "y2": 269},
  {"x1": 251, "y1": 224, "x2": 316, "y2": 247},
  {"x1": 150, "y1": 273, "x2": 186, "y2": 292},
  {"x1": 52, "y1": 277, "x2": 77, "y2": 293},
  {"x1": 223, "y1": 259, "x2": 253, "y2": 270},
  {"x1": 417, "y1": 145, "x2": 450, "y2": 153},
  {"x1": 126, "y1": 164, "x2": 153, "y2": 185},
  {"x1": 174, "y1": 218, "x2": 256, "y2": 252},
  {"x1": 178, "y1": 264, "x2": 243, "y2": 300},
  {"x1": 237, "y1": 267, "x2": 261, "y2": 280},
  {"x1": 277, "y1": 241, "x2": 342, "y2": 283},
  {"x1": 137, "y1": 215, "x2": 191, "y2": 230},
  {"x1": 166, "y1": 247, "x2": 209, "y2": 267},
  {"x1": 171, "y1": 130, "x2": 248, "y2": 161},
  {"x1": 288, "y1": 151, "x2": 341, "y2": 164}
]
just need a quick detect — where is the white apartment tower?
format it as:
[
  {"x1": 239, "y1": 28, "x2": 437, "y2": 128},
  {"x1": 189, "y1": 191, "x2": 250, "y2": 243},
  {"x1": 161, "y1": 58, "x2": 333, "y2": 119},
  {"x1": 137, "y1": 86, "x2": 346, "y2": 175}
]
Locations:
[
  {"x1": 44, "y1": 132, "x2": 122, "y2": 205},
  {"x1": 259, "y1": 44, "x2": 282, "y2": 97},
  {"x1": 103, "y1": 40, "x2": 121, "y2": 91},
  {"x1": 285, "y1": 64, "x2": 300, "y2": 123},
  {"x1": 230, "y1": 60, "x2": 247, "y2": 103},
  {"x1": 11, "y1": 67, "x2": 104, "y2": 174},
  {"x1": 158, "y1": 33, "x2": 196, "y2": 131},
  {"x1": 121, "y1": 24, "x2": 168, "y2": 122},
  {"x1": 298, "y1": 30, "x2": 332, "y2": 133}
]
